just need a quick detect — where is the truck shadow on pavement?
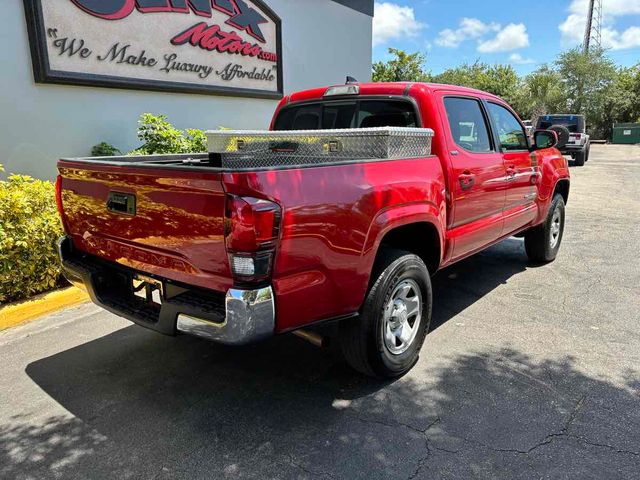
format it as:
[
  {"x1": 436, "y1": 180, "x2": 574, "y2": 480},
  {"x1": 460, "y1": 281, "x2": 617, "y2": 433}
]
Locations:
[
  {"x1": 4, "y1": 242, "x2": 639, "y2": 479},
  {"x1": 430, "y1": 238, "x2": 532, "y2": 331}
]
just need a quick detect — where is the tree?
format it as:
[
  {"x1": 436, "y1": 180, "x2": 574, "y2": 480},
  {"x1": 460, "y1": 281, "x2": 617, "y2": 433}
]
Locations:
[
  {"x1": 431, "y1": 62, "x2": 521, "y2": 106},
  {"x1": 370, "y1": 46, "x2": 634, "y2": 139},
  {"x1": 372, "y1": 48, "x2": 430, "y2": 82},
  {"x1": 606, "y1": 64, "x2": 640, "y2": 122},
  {"x1": 516, "y1": 65, "x2": 566, "y2": 122},
  {"x1": 555, "y1": 48, "x2": 616, "y2": 136},
  {"x1": 597, "y1": 63, "x2": 640, "y2": 139}
]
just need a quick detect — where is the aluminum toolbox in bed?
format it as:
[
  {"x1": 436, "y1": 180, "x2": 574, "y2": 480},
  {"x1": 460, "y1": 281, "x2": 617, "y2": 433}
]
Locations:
[{"x1": 206, "y1": 127, "x2": 434, "y2": 170}]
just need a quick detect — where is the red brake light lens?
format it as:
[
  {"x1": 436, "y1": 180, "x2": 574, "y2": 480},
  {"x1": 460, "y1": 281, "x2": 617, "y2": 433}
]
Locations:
[
  {"x1": 224, "y1": 195, "x2": 282, "y2": 283},
  {"x1": 55, "y1": 175, "x2": 64, "y2": 216},
  {"x1": 225, "y1": 195, "x2": 281, "y2": 252}
]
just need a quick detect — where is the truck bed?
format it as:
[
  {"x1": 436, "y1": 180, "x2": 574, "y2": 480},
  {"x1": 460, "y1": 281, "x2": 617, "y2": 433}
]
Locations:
[{"x1": 57, "y1": 127, "x2": 442, "y2": 332}]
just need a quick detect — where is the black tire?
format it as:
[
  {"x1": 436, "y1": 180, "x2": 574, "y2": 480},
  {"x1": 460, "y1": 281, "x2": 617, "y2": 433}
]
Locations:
[
  {"x1": 339, "y1": 250, "x2": 432, "y2": 378},
  {"x1": 585, "y1": 144, "x2": 591, "y2": 162},
  {"x1": 524, "y1": 194, "x2": 566, "y2": 263},
  {"x1": 574, "y1": 149, "x2": 586, "y2": 166},
  {"x1": 549, "y1": 125, "x2": 570, "y2": 149}
]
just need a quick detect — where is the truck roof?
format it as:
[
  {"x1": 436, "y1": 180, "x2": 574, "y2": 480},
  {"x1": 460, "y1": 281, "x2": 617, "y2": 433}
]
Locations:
[
  {"x1": 540, "y1": 114, "x2": 585, "y2": 119},
  {"x1": 287, "y1": 81, "x2": 504, "y2": 104}
]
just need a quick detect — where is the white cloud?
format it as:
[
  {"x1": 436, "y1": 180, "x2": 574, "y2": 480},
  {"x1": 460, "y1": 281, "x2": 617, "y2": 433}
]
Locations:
[
  {"x1": 560, "y1": 0, "x2": 640, "y2": 50},
  {"x1": 478, "y1": 23, "x2": 530, "y2": 53},
  {"x1": 373, "y1": 2, "x2": 425, "y2": 47},
  {"x1": 508, "y1": 53, "x2": 536, "y2": 65},
  {"x1": 436, "y1": 18, "x2": 499, "y2": 48},
  {"x1": 435, "y1": 19, "x2": 529, "y2": 53}
]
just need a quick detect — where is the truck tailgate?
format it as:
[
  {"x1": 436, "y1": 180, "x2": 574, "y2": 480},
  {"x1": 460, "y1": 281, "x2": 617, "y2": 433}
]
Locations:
[{"x1": 58, "y1": 161, "x2": 232, "y2": 293}]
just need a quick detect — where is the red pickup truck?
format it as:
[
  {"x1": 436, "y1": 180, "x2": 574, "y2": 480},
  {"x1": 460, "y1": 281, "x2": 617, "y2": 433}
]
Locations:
[{"x1": 56, "y1": 81, "x2": 570, "y2": 378}]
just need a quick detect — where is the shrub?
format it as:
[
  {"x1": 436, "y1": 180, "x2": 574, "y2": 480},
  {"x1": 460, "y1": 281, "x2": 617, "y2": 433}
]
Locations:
[
  {"x1": 91, "y1": 142, "x2": 121, "y2": 157},
  {"x1": 0, "y1": 166, "x2": 64, "y2": 304},
  {"x1": 129, "y1": 113, "x2": 208, "y2": 155}
]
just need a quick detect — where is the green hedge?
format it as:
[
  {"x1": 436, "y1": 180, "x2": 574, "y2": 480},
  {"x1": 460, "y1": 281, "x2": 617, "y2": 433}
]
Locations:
[{"x1": 0, "y1": 167, "x2": 64, "y2": 304}]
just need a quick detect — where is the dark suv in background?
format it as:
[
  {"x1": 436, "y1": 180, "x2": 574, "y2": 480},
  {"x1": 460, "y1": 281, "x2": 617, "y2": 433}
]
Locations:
[{"x1": 536, "y1": 115, "x2": 590, "y2": 166}]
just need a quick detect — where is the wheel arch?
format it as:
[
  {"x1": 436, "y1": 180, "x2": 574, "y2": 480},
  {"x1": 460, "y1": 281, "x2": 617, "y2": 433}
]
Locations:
[
  {"x1": 554, "y1": 178, "x2": 570, "y2": 205},
  {"x1": 374, "y1": 222, "x2": 442, "y2": 276},
  {"x1": 363, "y1": 202, "x2": 444, "y2": 280}
]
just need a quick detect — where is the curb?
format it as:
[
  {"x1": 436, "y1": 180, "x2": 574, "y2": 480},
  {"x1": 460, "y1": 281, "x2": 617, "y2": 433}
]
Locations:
[{"x1": 0, "y1": 287, "x2": 90, "y2": 332}]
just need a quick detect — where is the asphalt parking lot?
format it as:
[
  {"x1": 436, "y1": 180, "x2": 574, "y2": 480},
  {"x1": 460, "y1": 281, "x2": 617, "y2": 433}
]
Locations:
[{"x1": 1, "y1": 144, "x2": 639, "y2": 480}]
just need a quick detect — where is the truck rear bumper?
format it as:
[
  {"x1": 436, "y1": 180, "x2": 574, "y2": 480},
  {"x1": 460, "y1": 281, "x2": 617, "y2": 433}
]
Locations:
[{"x1": 57, "y1": 236, "x2": 275, "y2": 346}]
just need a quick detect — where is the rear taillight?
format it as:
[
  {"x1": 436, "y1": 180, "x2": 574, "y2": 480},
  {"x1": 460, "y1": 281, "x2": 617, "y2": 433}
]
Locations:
[
  {"x1": 55, "y1": 175, "x2": 63, "y2": 214},
  {"x1": 574, "y1": 133, "x2": 582, "y2": 139},
  {"x1": 55, "y1": 175, "x2": 70, "y2": 234},
  {"x1": 225, "y1": 195, "x2": 281, "y2": 283},
  {"x1": 55, "y1": 175, "x2": 68, "y2": 232}
]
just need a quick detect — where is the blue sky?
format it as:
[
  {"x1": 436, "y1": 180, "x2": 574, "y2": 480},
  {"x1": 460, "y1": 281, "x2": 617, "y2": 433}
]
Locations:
[{"x1": 372, "y1": 0, "x2": 640, "y2": 74}]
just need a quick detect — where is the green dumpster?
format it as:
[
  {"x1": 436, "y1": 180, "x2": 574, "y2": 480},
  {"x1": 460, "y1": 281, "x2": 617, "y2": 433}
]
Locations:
[{"x1": 612, "y1": 123, "x2": 640, "y2": 144}]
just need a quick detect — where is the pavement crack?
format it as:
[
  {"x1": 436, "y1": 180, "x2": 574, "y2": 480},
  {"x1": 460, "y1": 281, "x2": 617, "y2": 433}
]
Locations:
[
  {"x1": 562, "y1": 394, "x2": 586, "y2": 434},
  {"x1": 407, "y1": 437, "x2": 431, "y2": 480},
  {"x1": 285, "y1": 454, "x2": 336, "y2": 479},
  {"x1": 427, "y1": 441, "x2": 460, "y2": 454},
  {"x1": 351, "y1": 413, "x2": 441, "y2": 435},
  {"x1": 459, "y1": 430, "x2": 639, "y2": 458},
  {"x1": 461, "y1": 435, "x2": 554, "y2": 455},
  {"x1": 568, "y1": 435, "x2": 640, "y2": 457}
]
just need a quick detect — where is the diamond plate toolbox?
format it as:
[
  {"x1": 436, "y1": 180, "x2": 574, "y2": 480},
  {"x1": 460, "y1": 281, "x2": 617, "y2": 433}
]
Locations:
[{"x1": 206, "y1": 127, "x2": 434, "y2": 170}]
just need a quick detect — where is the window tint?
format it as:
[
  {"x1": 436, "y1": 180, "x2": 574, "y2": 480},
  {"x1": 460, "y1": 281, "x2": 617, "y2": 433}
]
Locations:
[
  {"x1": 488, "y1": 103, "x2": 529, "y2": 151},
  {"x1": 273, "y1": 100, "x2": 417, "y2": 131},
  {"x1": 443, "y1": 97, "x2": 493, "y2": 153},
  {"x1": 322, "y1": 103, "x2": 357, "y2": 129},
  {"x1": 537, "y1": 119, "x2": 580, "y2": 133},
  {"x1": 356, "y1": 101, "x2": 417, "y2": 128},
  {"x1": 535, "y1": 115, "x2": 584, "y2": 133},
  {"x1": 273, "y1": 104, "x2": 321, "y2": 130}
]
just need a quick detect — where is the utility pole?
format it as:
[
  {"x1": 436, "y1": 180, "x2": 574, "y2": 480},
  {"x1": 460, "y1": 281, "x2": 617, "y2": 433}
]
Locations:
[{"x1": 583, "y1": 0, "x2": 603, "y2": 53}]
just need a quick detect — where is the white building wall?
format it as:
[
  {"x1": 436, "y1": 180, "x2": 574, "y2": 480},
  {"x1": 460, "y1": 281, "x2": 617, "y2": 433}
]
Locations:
[{"x1": 0, "y1": 0, "x2": 372, "y2": 179}]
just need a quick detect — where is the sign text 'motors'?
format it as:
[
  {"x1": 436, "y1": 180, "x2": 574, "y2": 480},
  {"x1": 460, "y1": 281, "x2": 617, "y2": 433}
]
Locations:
[{"x1": 24, "y1": 0, "x2": 282, "y2": 98}]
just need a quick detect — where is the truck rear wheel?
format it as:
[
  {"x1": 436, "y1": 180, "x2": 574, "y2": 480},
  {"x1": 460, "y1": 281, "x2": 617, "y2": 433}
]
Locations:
[
  {"x1": 574, "y1": 149, "x2": 586, "y2": 166},
  {"x1": 524, "y1": 194, "x2": 565, "y2": 263},
  {"x1": 339, "y1": 250, "x2": 432, "y2": 378}
]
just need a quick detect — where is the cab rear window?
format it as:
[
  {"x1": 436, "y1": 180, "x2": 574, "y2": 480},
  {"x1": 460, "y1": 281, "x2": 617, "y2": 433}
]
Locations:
[
  {"x1": 273, "y1": 100, "x2": 418, "y2": 131},
  {"x1": 536, "y1": 116, "x2": 584, "y2": 133}
]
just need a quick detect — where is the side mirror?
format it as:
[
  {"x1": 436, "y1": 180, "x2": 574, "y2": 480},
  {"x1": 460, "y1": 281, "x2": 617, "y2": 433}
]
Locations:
[{"x1": 533, "y1": 130, "x2": 558, "y2": 150}]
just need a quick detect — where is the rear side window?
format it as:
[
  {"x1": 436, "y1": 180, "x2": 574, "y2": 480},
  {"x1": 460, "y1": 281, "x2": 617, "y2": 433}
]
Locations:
[
  {"x1": 487, "y1": 103, "x2": 529, "y2": 151},
  {"x1": 273, "y1": 100, "x2": 417, "y2": 131},
  {"x1": 443, "y1": 97, "x2": 493, "y2": 153}
]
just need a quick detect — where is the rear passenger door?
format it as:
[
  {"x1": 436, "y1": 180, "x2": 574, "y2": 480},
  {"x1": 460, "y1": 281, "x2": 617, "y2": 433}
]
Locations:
[
  {"x1": 486, "y1": 102, "x2": 538, "y2": 234},
  {"x1": 441, "y1": 96, "x2": 507, "y2": 261}
]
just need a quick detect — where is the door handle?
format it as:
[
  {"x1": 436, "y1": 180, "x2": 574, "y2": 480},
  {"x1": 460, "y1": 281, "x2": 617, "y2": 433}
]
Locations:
[
  {"x1": 107, "y1": 192, "x2": 136, "y2": 215},
  {"x1": 506, "y1": 166, "x2": 517, "y2": 181},
  {"x1": 459, "y1": 172, "x2": 475, "y2": 191}
]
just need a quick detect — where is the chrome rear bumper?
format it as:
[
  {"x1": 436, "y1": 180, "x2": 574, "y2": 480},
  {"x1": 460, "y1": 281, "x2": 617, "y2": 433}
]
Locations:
[
  {"x1": 176, "y1": 288, "x2": 275, "y2": 345},
  {"x1": 58, "y1": 236, "x2": 275, "y2": 346}
]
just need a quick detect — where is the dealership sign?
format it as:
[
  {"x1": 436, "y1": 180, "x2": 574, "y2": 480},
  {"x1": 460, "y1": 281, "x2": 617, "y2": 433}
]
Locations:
[{"x1": 23, "y1": 0, "x2": 283, "y2": 98}]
